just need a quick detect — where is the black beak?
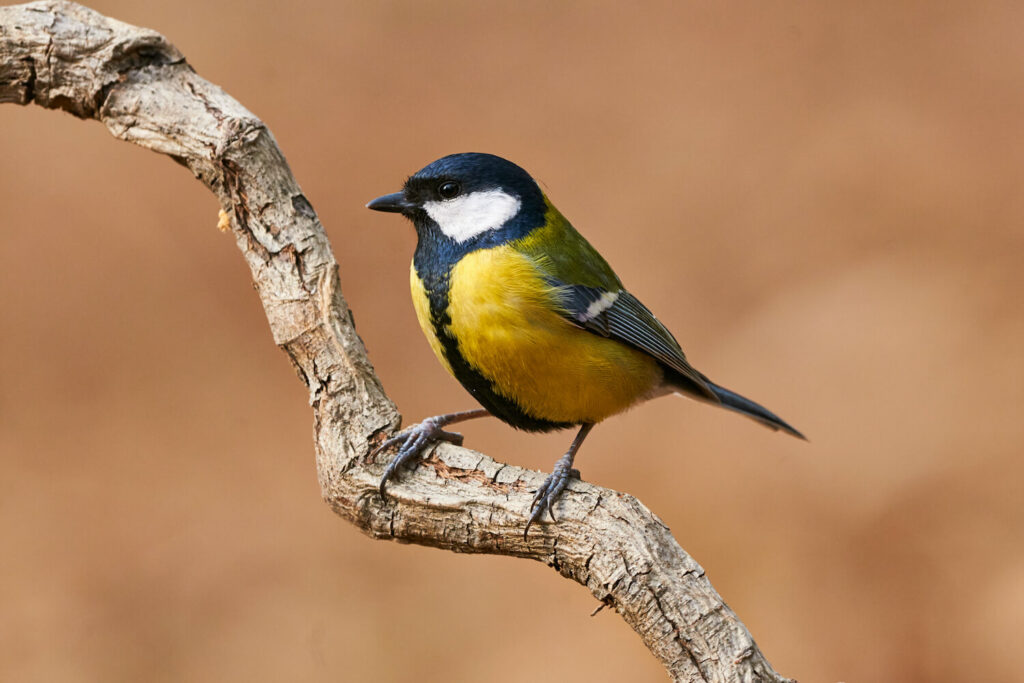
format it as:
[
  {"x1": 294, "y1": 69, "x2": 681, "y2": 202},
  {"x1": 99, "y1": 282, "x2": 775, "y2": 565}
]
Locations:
[{"x1": 366, "y1": 191, "x2": 415, "y2": 213}]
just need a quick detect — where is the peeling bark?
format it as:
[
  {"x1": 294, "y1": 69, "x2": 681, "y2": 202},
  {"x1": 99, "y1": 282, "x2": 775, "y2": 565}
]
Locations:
[{"x1": 0, "y1": 3, "x2": 793, "y2": 681}]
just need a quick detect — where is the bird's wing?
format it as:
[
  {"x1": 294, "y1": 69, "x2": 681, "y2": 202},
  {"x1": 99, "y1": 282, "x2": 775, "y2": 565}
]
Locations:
[
  {"x1": 549, "y1": 282, "x2": 719, "y2": 402},
  {"x1": 511, "y1": 201, "x2": 717, "y2": 402}
]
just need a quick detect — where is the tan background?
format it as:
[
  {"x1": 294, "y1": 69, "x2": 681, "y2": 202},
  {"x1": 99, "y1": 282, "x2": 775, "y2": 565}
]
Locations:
[{"x1": 2, "y1": 1, "x2": 1022, "y2": 681}]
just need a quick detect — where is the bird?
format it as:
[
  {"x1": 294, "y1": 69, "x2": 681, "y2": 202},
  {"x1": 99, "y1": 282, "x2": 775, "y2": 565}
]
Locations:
[{"x1": 366, "y1": 152, "x2": 804, "y2": 536}]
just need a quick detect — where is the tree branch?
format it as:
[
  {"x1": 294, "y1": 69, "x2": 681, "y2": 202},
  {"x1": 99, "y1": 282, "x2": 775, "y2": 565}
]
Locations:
[{"x1": 0, "y1": 3, "x2": 792, "y2": 681}]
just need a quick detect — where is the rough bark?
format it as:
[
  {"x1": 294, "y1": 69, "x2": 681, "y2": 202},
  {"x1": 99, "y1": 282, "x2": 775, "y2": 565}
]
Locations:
[{"x1": 0, "y1": 3, "x2": 793, "y2": 681}]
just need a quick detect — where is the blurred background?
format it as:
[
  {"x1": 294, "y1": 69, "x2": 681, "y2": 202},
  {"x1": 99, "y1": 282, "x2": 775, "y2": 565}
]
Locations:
[{"x1": 1, "y1": 1, "x2": 1022, "y2": 681}]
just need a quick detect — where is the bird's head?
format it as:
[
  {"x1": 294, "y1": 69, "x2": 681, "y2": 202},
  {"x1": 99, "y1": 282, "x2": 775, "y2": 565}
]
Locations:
[{"x1": 367, "y1": 153, "x2": 546, "y2": 245}]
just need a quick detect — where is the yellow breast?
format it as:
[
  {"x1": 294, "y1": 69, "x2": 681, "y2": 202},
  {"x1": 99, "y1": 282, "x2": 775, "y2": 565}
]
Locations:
[
  {"x1": 410, "y1": 265, "x2": 452, "y2": 374},
  {"x1": 440, "y1": 245, "x2": 662, "y2": 424}
]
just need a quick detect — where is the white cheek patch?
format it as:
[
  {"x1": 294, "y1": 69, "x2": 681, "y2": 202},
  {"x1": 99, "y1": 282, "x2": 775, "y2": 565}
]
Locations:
[{"x1": 423, "y1": 189, "x2": 522, "y2": 243}]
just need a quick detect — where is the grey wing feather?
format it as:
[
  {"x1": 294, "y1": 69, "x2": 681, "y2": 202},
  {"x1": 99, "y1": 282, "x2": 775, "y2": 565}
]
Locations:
[{"x1": 554, "y1": 283, "x2": 719, "y2": 402}]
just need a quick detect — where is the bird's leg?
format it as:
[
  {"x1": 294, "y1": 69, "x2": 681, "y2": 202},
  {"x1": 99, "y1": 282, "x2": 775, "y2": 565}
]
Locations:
[
  {"x1": 525, "y1": 423, "x2": 595, "y2": 537},
  {"x1": 372, "y1": 409, "x2": 491, "y2": 499}
]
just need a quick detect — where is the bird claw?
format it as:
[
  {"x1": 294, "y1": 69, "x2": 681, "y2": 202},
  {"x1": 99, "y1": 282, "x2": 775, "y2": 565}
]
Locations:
[
  {"x1": 524, "y1": 459, "x2": 581, "y2": 538},
  {"x1": 373, "y1": 417, "x2": 464, "y2": 499}
]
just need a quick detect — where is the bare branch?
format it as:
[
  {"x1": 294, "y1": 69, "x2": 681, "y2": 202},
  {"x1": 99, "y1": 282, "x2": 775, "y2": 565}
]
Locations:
[{"x1": 0, "y1": 3, "x2": 793, "y2": 681}]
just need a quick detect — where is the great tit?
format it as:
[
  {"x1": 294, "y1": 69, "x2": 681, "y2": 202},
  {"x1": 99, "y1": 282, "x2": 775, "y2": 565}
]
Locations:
[{"x1": 367, "y1": 153, "x2": 804, "y2": 535}]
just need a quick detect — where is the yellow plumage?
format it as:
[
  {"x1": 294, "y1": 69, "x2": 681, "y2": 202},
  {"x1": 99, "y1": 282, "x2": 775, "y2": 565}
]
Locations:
[
  {"x1": 411, "y1": 246, "x2": 663, "y2": 425},
  {"x1": 409, "y1": 267, "x2": 452, "y2": 374}
]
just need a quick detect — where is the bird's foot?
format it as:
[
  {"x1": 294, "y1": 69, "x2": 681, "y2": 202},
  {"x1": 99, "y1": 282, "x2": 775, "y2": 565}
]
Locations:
[
  {"x1": 372, "y1": 416, "x2": 466, "y2": 499},
  {"x1": 525, "y1": 454, "x2": 581, "y2": 537}
]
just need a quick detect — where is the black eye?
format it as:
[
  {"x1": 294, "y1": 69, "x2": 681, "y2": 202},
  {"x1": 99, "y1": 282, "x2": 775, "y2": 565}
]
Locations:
[{"x1": 438, "y1": 181, "x2": 461, "y2": 200}]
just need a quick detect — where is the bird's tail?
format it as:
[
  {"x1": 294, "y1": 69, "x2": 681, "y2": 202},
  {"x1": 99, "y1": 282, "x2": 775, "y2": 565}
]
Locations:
[{"x1": 704, "y1": 381, "x2": 806, "y2": 440}]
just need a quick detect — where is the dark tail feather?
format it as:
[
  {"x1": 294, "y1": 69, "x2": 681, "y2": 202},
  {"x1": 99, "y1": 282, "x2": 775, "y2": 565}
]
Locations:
[{"x1": 705, "y1": 381, "x2": 806, "y2": 440}]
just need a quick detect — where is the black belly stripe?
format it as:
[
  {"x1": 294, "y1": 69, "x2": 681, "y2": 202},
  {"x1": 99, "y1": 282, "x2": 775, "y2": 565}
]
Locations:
[{"x1": 419, "y1": 266, "x2": 574, "y2": 433}]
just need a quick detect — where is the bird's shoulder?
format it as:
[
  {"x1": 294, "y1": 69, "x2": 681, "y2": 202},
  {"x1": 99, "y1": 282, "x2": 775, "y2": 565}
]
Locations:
[{"x1": 508, "y1": 196, "x2": 622, "y2": 291}]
